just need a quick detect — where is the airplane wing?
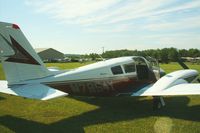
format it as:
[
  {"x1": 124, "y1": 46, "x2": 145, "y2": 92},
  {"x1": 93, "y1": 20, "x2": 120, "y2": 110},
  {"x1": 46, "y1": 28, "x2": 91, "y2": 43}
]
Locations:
[
  {"x1": 132, "y1": 83, "x2": 200, "y2": 96},
  {"x1": 0, "y1": 81, "x2": 68, "y2": 100},
  {"x1": 132, "y1": 70, "x2": 200, "y2": 96}
]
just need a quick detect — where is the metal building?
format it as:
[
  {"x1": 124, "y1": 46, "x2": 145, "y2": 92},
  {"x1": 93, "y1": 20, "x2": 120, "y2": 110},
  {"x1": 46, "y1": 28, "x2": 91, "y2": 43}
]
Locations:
[{"x1": 35, "y1": 48, "x2": 64, "y2": 62}]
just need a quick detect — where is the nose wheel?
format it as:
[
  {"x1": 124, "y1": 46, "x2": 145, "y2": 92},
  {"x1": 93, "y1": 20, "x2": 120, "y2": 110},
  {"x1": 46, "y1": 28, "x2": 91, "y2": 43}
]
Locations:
[{"x1": 153, "y1": 96, "x2": 165, "y2": 110}]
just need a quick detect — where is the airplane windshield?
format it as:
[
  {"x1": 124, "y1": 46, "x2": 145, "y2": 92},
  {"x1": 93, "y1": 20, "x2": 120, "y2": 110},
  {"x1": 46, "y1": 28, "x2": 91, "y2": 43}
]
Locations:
[
  {"x1": 133, "y1": 57, "x2": 149, "y2": 80},
  {"x1": 145, "y1": 56, "x2": 160, "y2": 79},
  {"x1": 145, "y1": 57, "x2": 159, "y2": 70}
]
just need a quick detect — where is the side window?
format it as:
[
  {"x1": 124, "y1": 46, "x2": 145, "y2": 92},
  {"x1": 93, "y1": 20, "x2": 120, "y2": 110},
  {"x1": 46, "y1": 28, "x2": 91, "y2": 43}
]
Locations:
[
  {"x1": 123, "y1": 63, "x2": 135, "y2": 73},
  {"x1": 111, "y1": 65, "x2": 123, "y2": 75}
]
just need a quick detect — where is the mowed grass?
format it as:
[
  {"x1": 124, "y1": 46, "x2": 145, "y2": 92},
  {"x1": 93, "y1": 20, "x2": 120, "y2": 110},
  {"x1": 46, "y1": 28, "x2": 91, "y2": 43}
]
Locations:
[
  {"x1": 0, "y1": 64, "x2": 5, "y2": 80},
  {"x1": 0, "y1": 62, "x2": 199, "y2": 133},
  {"x1": 160, "y1": 62, "x2": 200, "y2": 74}
]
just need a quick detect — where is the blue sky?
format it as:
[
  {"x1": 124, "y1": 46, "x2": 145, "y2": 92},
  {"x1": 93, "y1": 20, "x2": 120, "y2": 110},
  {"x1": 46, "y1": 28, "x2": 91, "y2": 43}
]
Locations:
[{"x1": 0, "y1": 0, "x2": 200, "y2": 54}]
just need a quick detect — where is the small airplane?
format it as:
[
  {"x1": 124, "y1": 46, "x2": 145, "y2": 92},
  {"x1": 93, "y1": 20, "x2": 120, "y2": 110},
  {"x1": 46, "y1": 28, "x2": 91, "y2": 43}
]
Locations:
[{"x1": 0, "y1": 22, "x2": 200, "y2": 109}]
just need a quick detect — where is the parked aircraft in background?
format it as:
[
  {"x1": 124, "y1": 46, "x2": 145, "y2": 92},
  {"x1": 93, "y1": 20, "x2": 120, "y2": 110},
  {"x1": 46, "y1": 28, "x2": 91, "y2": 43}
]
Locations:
[{"x1": 0, "y1": 22, "x2": 200, "y2": 109}]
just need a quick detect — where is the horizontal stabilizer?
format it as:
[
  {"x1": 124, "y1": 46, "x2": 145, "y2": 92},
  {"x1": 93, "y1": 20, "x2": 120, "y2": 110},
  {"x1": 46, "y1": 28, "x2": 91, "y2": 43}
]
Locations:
[{"x1": 0, "y1": 81, "x2": 67, "y2": 100}]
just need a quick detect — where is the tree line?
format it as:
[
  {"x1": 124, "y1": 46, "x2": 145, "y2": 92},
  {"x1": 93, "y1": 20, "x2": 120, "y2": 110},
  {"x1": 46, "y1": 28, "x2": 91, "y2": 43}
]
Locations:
[{"x1": 85, "y1": 48, "x2": 200, "y2": 63}]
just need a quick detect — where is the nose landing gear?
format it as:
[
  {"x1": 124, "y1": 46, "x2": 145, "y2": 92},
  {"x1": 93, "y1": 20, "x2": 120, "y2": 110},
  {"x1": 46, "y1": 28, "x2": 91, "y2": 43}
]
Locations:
[{"x1": 153, "y1": 96, "x2": 165, "y2": 110}]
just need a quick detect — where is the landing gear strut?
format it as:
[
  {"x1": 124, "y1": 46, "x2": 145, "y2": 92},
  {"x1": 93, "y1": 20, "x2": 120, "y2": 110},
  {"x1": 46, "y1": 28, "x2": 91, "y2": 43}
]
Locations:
[{"x1": 153, "y1": 96, "x2": 165, "y2": 110}]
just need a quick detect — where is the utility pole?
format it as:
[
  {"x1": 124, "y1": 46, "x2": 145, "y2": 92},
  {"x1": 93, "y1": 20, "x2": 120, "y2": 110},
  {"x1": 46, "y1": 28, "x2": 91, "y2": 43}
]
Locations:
[{"x1": 102, "y1": 46, "x2": 104, "y2": 54}]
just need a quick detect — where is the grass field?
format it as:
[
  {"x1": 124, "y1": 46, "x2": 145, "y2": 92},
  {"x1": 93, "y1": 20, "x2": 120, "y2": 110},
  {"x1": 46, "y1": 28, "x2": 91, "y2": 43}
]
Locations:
[{"x1": 0, "y1": 62, "x2": 199, "y2": 133}]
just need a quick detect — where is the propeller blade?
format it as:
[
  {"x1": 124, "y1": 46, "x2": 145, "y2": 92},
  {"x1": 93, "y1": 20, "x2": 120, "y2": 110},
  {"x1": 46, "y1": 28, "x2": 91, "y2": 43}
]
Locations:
[
  {"x1": 177, "y1": 59, "x2": 189, "y2": 69},
  {"x1": 177, "y1": 59, "x2": 200, "y2": 83}
]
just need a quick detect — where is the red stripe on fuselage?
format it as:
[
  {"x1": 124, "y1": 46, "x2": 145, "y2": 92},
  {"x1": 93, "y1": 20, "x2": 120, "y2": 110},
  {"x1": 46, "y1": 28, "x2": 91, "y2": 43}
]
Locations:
[{"x1": 45, "y1": 76, "x2": 154, "y2": 97}]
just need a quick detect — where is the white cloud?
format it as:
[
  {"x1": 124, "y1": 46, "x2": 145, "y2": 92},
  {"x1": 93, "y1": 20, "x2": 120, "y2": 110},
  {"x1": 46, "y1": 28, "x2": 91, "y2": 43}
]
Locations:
[
  {"x1": 25, "y1": 0, "x2": 200, "y2": 33},
  {"x1": 155, "y1": 0, "x2": 200, "y2": 15},
  {"x1": 25, "y1": 0, "x2": 119, "y2": 23},
  {"x1": 144, "y1": 15, "x2": 200, "y2": 31}
]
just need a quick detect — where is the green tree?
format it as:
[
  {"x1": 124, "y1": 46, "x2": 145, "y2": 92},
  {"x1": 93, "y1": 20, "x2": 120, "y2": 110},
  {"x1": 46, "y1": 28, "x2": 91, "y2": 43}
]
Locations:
[
  {"x1": 188, "y1": 49, "x2": 200, "y2": 57},
  {"x1": 159, "y1": 48, "x2": 169, "y2": 63},
  {"x1": 89, "y1": 53, "x2": 99, "y2": 60},
  {"x1": 168, "y1": 48, "x2": 179, "y2": 61},
  {"x1": 179, "y1": 49, "x2": 188, "y2": 57}
]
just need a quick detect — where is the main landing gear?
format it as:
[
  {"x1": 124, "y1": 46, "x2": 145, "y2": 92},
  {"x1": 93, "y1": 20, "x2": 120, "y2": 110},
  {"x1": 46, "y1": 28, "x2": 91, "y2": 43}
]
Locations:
[{"x1": 153, "y1": 96, "x2": 165, "y2": 110}]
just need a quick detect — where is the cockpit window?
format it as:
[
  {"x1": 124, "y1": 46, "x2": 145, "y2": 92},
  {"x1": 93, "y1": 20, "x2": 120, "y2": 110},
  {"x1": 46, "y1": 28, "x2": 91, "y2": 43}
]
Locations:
[
  {"x1": 111, "y1": 65, "x2": 123, "y2": 75},
  {"x1": 134, "y1": 58, "x2": 147, "y2": 65},
  {"x1": 123, "y1": 63, "x2": 135, "y2": 73}
]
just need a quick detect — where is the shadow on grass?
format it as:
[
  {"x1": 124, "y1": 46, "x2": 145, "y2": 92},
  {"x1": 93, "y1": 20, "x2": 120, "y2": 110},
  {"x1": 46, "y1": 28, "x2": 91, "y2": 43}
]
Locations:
[
  {"x1": 0, "y1": 96, "x2": 199, "y2": 133},
  {"x1": 0, "y1": 96, "x2": 5, "y2": 101}
]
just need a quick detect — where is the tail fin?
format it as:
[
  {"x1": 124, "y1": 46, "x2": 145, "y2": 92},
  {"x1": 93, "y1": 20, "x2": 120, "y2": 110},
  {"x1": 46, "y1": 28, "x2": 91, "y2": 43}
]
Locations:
[{"x1": 0, "y1": 22, "x2": 51, "y2": 85}]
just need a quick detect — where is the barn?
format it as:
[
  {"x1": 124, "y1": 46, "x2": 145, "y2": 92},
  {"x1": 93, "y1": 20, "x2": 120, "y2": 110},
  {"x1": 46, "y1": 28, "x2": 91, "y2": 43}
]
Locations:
[{"x1": 35, "y1": 48, "x2": 64, "y2": 62}]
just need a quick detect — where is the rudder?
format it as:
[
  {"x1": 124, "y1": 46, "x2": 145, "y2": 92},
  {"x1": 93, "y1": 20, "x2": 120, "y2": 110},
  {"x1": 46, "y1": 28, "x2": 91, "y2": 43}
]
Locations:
[{"x1": 0, "y1": 22, "x2": 51, "y2": 85}]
